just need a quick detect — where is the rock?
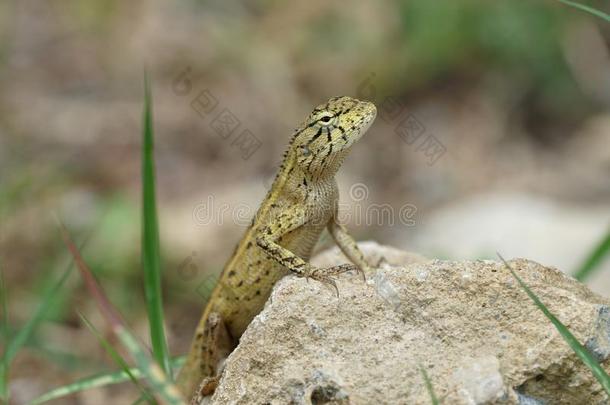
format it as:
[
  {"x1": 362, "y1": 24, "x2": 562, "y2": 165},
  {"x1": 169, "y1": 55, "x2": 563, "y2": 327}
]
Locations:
[
  {"x1": 205, "y1": 242, "x2": 610, "y2": 404},
  {"x1": 403, "y1": 192, "x2": 610, "y2": 296}
]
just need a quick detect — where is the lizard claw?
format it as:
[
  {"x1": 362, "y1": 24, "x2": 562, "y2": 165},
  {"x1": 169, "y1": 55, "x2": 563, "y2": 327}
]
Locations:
[
  {"x1": 356, "y1": 265, "x2": 367, "y2": 283},
  {"x1": 321, "y1": 275, "x2": 339, "y2": 298},
  {"x1": 304, "y1": 264, "x2": 367, "y2": 297},
  {"x1": 305, "y1": 267, "x2": 340, "y2": 297}
]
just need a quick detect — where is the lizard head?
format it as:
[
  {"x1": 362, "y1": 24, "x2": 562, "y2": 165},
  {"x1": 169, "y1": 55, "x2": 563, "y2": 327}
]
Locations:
[{"x1": 292, "y1": 96, "x2": 376, "y2": 179}]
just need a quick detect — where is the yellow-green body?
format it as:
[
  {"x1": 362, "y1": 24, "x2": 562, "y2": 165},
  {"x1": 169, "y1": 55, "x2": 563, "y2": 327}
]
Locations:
[{"x1": 177, "y1": 96, "x2": 377, "y2": 400}]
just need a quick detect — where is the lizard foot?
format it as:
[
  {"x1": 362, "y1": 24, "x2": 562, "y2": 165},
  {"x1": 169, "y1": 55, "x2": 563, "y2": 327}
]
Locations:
[
  {"x1": 190, "y1": 376, "x2": 219, "y2": 404},
  {"x1": 190, "y1": 376, "x2": 219, "y2": 405},
  {"x1": 327, "y1": 263, "x2": 366, "y2": 283},
  {"x1": 305, "y1": 264, "x2": 361, "y2": 297}
]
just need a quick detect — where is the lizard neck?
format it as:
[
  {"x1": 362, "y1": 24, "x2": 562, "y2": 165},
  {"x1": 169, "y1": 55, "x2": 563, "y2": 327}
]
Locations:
[
  {"x1": 310, "y1": 151, "x2": 348, "y2": 182},
  {"x1": 273, "y1": 148, "x2": 342, "y2": 195}
]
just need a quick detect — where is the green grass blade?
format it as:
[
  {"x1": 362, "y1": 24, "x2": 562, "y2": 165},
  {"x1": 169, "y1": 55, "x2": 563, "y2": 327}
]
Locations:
[
  {"x1": 78, "y1": 312, "x2": 157, "y2": 404},
  {"x1": 0, "y1": 241, "x2": 79, "y2": 394},
  {"x1": 58, "y1": 221, "x2": 185, "y2": 404},
  {"x1": 419, "y1": 366, "x2": 439, "y2": 405},
  {"x1": 498, "y1": 253, "x2": 610, "y2": 395},
  {"x1": 2, "y1": 225, "x2": 96, "y2": 374},
  {"x1": 27, "y1": 357, "x2": 185, "y2": 405},
  {"x1": 1, "y1": 264, "x2": 72, "y2": 363},
  {"x1": 574, "y1": 228, "x2": 610, "y2": 282},
  {"x1": 22, "y1": 334, "x2": 96, "y2": 370},
  {"x1": 132, "y1": 394, "x2": 151, "y2": 405},
  {"x1": 141, "y1": 71, "x2": 172, "y2": 378},
  {"x1": 557, "y1": 0, "x2": 610, "y2": 22},
  {"x1": 28, "y1": 369, "x2": 141, "y2": 405},
  {"x1": 0, "y1": 266, "x2": 8, "y2": 401},
  {"x1": 3, "y1": 323, "x2": 96, "y2": 371},
  {"x1": 116, "y1": 328, "x2": 184, "y2": 404}
]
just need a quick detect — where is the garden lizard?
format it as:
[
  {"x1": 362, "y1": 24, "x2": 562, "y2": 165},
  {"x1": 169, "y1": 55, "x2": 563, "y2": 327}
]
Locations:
[{"x1": 177, "y1": 96, "x2": 377, "y2": 401}]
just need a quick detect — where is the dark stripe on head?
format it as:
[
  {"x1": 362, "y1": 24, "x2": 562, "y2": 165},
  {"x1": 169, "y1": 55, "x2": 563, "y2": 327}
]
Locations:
[
  {"x1": 341, "y1": 106, "x2": 354, "y2": 116},
  {"x1": 323, "y1": 142, "x2": 333, "y2": 162},
  {"x1": 307, "y1": 127, "x2": 324, "y2": 146}
]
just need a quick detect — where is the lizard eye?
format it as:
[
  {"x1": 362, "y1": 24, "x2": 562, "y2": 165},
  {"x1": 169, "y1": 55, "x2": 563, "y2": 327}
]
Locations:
[
  {"x1": 318, "y1": 114, "x2": 334, "y2": 125},
  {"x1": 301, "y1": 146, "x2": 311, "y2": 156}
]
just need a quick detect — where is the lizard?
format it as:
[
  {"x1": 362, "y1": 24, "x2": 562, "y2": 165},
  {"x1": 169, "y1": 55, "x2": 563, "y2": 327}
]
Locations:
[{"x1": 176, "y1": 96, "x2": 377, "y2": 401}]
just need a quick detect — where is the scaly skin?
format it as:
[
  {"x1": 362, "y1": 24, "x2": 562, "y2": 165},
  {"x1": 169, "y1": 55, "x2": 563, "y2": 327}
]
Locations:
[{"x1": 177, "y1": 96, "x2": 377, "y2": 400}]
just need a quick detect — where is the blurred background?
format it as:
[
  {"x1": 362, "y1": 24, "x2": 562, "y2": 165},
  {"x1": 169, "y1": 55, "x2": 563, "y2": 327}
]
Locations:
[{"x1": 1, "y1": 0, "x2": 609, "y2": 403}]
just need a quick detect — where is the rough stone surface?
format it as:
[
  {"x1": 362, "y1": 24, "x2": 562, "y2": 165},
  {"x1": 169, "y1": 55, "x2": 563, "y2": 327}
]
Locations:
[{"x1": 205, "y1": 242, "x2": 610, "y2": 404}]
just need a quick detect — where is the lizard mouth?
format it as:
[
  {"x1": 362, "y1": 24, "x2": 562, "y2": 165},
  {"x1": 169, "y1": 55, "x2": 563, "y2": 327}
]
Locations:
[
  {"x1": 342, "y1": 100, "x2": 377, "y2": 149},
  {"x1": 359, "y1": 102, "x2": 377, "y2": 133}
]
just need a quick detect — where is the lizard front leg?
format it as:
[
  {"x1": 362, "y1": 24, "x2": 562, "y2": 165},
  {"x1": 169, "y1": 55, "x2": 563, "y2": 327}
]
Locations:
[
  {"x1": 328, "y1": 218, "x2": 372, "y2": 281},
  {"x1": 256, "y1": 210, "x2": 354, "y2": 296}
]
